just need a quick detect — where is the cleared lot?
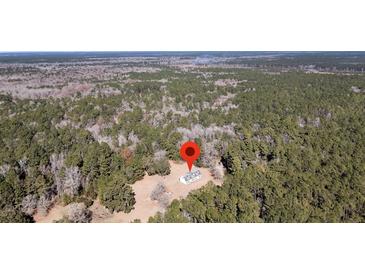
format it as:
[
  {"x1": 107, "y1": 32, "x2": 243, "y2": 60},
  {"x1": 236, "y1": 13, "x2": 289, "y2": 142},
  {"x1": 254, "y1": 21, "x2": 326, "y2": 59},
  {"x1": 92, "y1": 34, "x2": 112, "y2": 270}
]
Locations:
[{"x1": 35, "y1": 161, "x2": 223, "y2": 223}]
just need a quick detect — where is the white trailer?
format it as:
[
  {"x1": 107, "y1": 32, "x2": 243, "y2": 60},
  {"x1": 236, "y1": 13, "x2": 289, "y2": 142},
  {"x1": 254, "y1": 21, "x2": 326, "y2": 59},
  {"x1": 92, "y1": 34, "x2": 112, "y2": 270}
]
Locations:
[{"x1": 179, "y1": 169, "x2": 202, "y2": 184}]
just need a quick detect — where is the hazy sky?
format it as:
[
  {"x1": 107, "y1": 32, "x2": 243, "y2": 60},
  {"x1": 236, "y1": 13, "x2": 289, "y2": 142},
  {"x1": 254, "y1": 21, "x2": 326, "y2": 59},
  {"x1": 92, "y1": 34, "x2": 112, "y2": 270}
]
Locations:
[{"x1": 1, "y1": 0, "x2": 364, "y2": 51}]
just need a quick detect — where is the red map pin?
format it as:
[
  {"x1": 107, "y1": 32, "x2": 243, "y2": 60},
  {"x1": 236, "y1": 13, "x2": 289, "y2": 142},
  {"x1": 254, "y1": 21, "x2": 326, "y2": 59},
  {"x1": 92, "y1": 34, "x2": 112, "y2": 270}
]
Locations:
[{"x1": 180, "y1": 141, "x2": 200, "y2": 171}]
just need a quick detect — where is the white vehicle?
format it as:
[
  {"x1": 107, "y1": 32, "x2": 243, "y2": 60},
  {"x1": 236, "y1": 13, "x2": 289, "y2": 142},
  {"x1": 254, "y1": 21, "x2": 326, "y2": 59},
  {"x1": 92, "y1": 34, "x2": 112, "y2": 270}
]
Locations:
[{"x1": 179, "y1": 169, "x2": 202, "y2": 184}]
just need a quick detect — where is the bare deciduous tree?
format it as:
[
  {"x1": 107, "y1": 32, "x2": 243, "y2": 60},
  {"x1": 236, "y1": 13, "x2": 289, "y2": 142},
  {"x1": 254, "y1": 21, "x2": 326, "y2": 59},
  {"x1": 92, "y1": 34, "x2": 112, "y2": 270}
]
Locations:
[
  {"x1": 37, "y1": 194, "x2": 54, "y2": 216},
  {"x1": 66, "y1": 203, "x2": 92, "y2": 223},
  {"x1": 0, "y1": 164, "x2": 10, "y2": 176},
  {"x1": 117, "y1": 132, "x2": 127, "y2": 146},
  {"x1": 21, "y1": 194, "x2": 38, "y2": 216},
  {"x1": 158, "y1": 194, "x2": 170, "y2": 208},
  {"x1": 17, "y1": 158, "x2": 28, "y2": 175},
  {"x1": 128, "y1": 131, "x2": 140, "y2": 144},
  {"x1": 50, "y1": 153, "x2": 65, "y2": 190},
  {"x1": 150, "y1": 182, "x2": 169, "y2": 208},
  {"x1": 177, "y1": 123, "x2": 236, "y2": 142},
  {"x1": 61, "y1": 166, "x2": 83, "y2": 196},
  {"x1": 210, "y1": 163, "x2": 225, "y2": 180},
  {"x1": 153, "y1": 149, "x2": 167, "y2": 161},
  {"x1": 201, "y1": 141, "x2": 219, "y2": 168}
]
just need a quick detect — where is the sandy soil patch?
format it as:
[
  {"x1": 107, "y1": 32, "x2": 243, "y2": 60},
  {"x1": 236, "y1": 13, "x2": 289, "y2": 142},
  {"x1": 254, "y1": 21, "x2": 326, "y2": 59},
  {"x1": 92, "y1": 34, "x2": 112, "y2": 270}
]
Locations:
[
  {"x1": 33, "y1": 205, "x2": 67, "y2": 223},
  {"x1": 34, "y1": 161, "x2": 223, "y2": 223}
]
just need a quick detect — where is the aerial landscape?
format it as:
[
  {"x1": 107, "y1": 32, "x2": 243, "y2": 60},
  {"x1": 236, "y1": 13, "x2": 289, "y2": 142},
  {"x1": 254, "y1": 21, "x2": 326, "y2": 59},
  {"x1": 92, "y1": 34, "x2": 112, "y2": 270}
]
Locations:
[{"x1": 0, "y1": 51, "x2": 364, "y2": 223}]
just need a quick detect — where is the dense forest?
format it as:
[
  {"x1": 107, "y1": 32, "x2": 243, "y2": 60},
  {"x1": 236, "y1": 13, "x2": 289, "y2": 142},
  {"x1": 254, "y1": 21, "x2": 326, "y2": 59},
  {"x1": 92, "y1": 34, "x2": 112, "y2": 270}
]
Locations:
[{"x1": 0, "y1": 53, "x2": 364, "y2": 222}]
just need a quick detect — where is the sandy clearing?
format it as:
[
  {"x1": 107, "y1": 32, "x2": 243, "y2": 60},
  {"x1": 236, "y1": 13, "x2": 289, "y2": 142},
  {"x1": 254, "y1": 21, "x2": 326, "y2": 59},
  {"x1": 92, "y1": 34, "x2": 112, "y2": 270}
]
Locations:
[
  {"x1": 35, "y1": 161, "x2": 223, "y2": 223},
  {"x1": 33, "y1": 205, "x2": 67, "y2": 223},
  {"x1": 93, "y1": 161, "x2": 222, "y2": 223}
]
